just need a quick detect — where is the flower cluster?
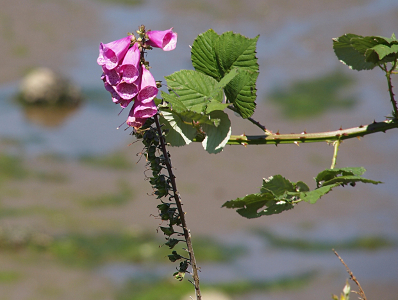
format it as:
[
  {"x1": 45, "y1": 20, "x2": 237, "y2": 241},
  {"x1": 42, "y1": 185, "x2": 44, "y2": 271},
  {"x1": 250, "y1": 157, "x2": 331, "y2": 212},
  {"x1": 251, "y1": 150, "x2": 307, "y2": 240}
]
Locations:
[{"x1": 97, "y1": 27, "x2": 177, "y2": 128}]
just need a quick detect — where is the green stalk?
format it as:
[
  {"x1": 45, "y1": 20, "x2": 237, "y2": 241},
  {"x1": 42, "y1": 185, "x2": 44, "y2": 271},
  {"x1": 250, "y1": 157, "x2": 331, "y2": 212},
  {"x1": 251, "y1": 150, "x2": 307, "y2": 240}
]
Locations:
[
  {"x1": 199, "y1": 118, "x2": 398, "y2": 146},
  {"x1": 330, "y1": 139, "x2": 340, "y2": 169},
  {"x1": 384, "y1": 61, "x2": 398, "y2": 117}
]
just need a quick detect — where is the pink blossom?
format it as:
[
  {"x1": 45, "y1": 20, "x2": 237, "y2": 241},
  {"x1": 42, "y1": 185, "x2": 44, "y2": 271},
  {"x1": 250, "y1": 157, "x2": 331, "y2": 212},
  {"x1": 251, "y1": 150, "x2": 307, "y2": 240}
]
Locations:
[
  {"x1": 126, "y1": 115, "x2": 147, "y2": 128},
  {"x1": 126, "y1": 97, "x2": 157, "y2": 128},
  {"x1": 116, "y1": 81, "x2": 139, "y2": 100},
  {"x1": 102, "y1": 66, "x2": 121, "y2": 86},
  {"x1": 137, "y1": 65, "x2": 158, "y2": 103},
  {"x1": 97, "y1": 36, "x2": 132, "y2": 70},
  {"x1": 119, "y1": 43, "x2": 141, "y2": 84},
  {"x1": 147, "y1": 28, "x2": 177, "y2": 51},
  {"x1": 104, "y1": 81, "x2": 131, "y2": 107}
]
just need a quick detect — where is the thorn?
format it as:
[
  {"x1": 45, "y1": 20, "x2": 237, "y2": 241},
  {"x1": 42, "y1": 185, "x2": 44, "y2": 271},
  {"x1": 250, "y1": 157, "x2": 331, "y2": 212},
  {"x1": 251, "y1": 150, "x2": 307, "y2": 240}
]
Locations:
[
  {"x1": 301, "y1": 130, "x2": 307, "y2": 134},
  {"x1": 339, "y1": 127, "x2": 343, "y2": 130},
  {"x1": 373, "y1": 120, "x2": 377, "y2": 124},
  {"x1": 359, "y1": 125, "x2": 363, "y2": 128},
  {"x1": 276, "y1": 130, "x2": 280, "y2": 135},
  {"x1": 356, "y1": 136, "x2": 361, "y2": 140},
  {"x1": 294, "y1": 141, "x2": 300, "y2": 147}
]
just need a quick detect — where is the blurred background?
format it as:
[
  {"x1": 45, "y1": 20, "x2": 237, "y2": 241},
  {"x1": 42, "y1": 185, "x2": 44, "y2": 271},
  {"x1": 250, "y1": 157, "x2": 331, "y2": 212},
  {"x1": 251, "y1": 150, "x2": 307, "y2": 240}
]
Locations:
[{"x1": 0, "y1": 0, "x2": 398, "y2": 299}]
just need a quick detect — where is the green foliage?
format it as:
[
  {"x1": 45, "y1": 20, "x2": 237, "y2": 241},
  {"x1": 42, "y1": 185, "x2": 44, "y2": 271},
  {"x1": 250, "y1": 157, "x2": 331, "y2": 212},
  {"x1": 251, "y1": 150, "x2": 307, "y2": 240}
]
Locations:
[
  {"x1": 223, "y1": 168, "x2": 381, "y2": 218},
  {"x1": 254, "y1": 229, "x2": 395, "y2": 251},
  {"x1": 159, "y1": 30, "x2": 259, "y2": 153},
  {"x1": 333, "y1": 33, "x2": 398, "y2": 70},
  {"x1": 79, "y1": 152, "x2": 134, "y2": 170},
  {"x1": 80, "y1": 180, "x2": 134, "y2": 207},
  {"x1": 0, "y1": 227, "x2": 240, "y2": 267},
  {"x1": 222, "y1": 175, "x2": 307, "y2": 218},
  {"x1": 0, "y1": 270, "x2": 22, "y2": 283},
  {"x1": 191, "y1": 29, "x2": 259, "y2": 118},
  {"x1": 116, "y1": 271, "x2": 316, "y2": 300},
  {"x1": 268, "y1": 71, "x2": 356, "y2": 119},
  {"x1": 0, "y1": 153, "x2": 27, "y2": 182}
]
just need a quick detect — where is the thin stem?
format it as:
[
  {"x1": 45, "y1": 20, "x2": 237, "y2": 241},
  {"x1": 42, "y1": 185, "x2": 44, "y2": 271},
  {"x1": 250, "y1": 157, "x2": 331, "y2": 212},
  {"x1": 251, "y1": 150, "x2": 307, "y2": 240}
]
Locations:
[
  {"x1": 227, "y1": 106, "x2": 273, "y2": 134},
  {"x1": 330, "y1": 139, "x2": 340, "y2": 169},
  {"x1": 153, "y1": 114, "x2": 202, "y2": 300},
  {"x1": 192, "y1": 118, "x2": 398, "y2": 145},
  {"x1": 333, "y1": 249, "x2": 367, "y2": 300},
  {"x1": 384, "y1": 61, "x2": 398, "y2": 117}
]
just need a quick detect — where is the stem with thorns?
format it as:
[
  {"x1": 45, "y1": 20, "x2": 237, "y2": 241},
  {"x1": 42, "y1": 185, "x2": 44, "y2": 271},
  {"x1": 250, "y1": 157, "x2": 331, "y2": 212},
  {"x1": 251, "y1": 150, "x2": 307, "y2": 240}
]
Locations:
[
  {"x1": 153, "y1": 114, "x2": 202, "y2": 300},
  {"x1": 382, "y1": 61, "x2": 398, "y2": 117},
  {"x1": 191, "y1": 118, "x2": 398, "y2": 145}
]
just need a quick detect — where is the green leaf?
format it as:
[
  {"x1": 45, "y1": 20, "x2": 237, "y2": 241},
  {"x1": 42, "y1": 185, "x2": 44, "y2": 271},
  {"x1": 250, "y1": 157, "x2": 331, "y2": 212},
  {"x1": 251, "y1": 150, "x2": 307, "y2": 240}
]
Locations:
[
  {"x1": 322, "y1": 175, "x2": 382, "y2": 187},
  {"x1": 223, "y1": 167, "x2": 381, "y2": 217},
  {"x1": 315, "y1": 167, "x2": 366, "y2": 187},
  {"x1": 300, "y1": 184, "x2": 339, "y2": 204},
  {"x1": 160, "y1": 91, "x2": 187, "y2": 113},
  {"x1": 191, "y1": 29, "x2": 221, "y2": 80},
  {"x1": 192, "y1": 30, "x2": 259, "y2": 118},
  {"x1": 159, "y1": 110, "x2": 197, "y2": 147},
  {"x1": 164, "y1": 70, "x2": 224, "y2": 113},
  {"x1": 366, "y1": 44, "x2": 398, "y2": 64},
  {"x1": 216, "y1": 32, "x2": 259, "y2": 75},
  {"x1": 217, "y1": 32, "x2": 259, "y2": 118},
  {"x1": 205, "y1": 101, "x2": 230, "y2": 114},
  {"x1": 260, "y1": 175, "x2": 295, "y2": 196},
  {"x1": 160, "y1": 226, "x2": 175, "y2": 236},
  {"x1": 303, "y1": 167, "x2": 382, "y2": 204},
  {"x1": 222, "y1": 193, "x2": 294, "y2": 219},
  {"x1": 222, "y1": 175, "x2": 299, "y2": 218},
  {"x1": 333, "y1": 34, "x2": 377, "y2": 70},
  {"x1": 379, "y1": 33, "x2": 397, "y2": 44},
  {"x1": 224, "y1": 70, "x2": 258, "y2": 118},
  {"x1": 201, "y1": 110, "x2": 231, "y2": 154}
]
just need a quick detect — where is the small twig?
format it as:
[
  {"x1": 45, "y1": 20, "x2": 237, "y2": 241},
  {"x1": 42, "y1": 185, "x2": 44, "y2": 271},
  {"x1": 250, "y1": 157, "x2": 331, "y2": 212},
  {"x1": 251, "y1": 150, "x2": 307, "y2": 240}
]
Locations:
[
  {"x1": 330, "y1": 139, "x2": 341, "y2": 169},
  {"x1": 381, "y1": 61, "x2": 398, "y2": 117},
  {"x1": 154, "y1": 114, "x2": 202, "y2": 300},
  {"x1": 227, "y1": 105, "x2": 273, "y2": 134},
  {"x1": 333, "y1": 249, "x2": 367, "y2": 300}
]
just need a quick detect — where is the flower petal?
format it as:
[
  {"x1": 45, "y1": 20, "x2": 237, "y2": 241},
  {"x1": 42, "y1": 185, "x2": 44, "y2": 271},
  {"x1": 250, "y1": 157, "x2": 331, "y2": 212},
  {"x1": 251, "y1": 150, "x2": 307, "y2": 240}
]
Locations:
[
  {"x1": 116, "y1": 81, "x2": 139, "y2": 100},
  {"x1": 147, "y1": 28, "x2": 177, "y2": 51},
  {"x1": 120, "y1": 43, "x2": 141, "y2": 84},
  {"x1": 97, "y1": 36, "x2": 132, "y2": 70},
  {"x1": 137, "y1": 65, "x2": 158, "y2": 103},
  {"x1": 102, "y1": 66, "x2": 121, "y2": 86}
]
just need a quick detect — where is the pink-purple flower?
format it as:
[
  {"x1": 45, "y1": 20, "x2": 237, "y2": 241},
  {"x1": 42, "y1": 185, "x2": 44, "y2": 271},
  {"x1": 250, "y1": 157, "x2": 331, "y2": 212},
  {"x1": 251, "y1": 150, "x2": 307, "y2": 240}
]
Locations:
[
  {"x1": 146, "y1": 28, "x2": 177, "y2": 51},
  {"x1": 97, "y1": 36, "x2": 132, "y2": 70},
  {"x1": 97, "y1": 28, "x2": 177, "y2": 128}
]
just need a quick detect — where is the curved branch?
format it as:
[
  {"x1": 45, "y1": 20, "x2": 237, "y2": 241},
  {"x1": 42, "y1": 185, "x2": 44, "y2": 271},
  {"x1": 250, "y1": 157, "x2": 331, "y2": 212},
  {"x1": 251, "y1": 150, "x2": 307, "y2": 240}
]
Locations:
[{"x1": 196, "y1": 118, "x2": 398, "y2": 146}]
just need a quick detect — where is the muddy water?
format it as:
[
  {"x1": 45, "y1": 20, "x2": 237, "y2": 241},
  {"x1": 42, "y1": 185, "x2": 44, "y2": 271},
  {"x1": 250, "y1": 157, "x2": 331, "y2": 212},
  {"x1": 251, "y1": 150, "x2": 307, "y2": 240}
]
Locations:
[{"x1": 1, "y1": 0, "x2": 398, "y2": 299}]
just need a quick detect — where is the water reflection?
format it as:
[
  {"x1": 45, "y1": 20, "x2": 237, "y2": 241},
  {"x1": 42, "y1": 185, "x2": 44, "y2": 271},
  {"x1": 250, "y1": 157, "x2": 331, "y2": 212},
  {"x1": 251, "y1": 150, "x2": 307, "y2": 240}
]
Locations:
[
  {"x1": 21, "y1": 104, "x2": 82, "y2": 128},
  {"x1": 268, "y1": 70, "x2": 356, "y2": 119}
]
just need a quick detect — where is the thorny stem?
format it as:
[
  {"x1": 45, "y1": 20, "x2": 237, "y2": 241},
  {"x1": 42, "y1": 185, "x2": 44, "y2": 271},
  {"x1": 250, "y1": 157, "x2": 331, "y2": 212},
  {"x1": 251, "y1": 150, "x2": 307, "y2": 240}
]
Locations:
[
  {"x1": 330, "y1": 139, "x2": 340, "y2": 169},
  {"x1": 192, "y1": 118, "x2": 398, "y2": 145},
  {"x1": 382, "y1": 61, "x2": 398, "y2": 117},
  {"x1": 333, "y1": 249, "x2": 367, "y2": 300},
  {"x1": 153, "y1": 114, "x2": 202, "y2": 300}
]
